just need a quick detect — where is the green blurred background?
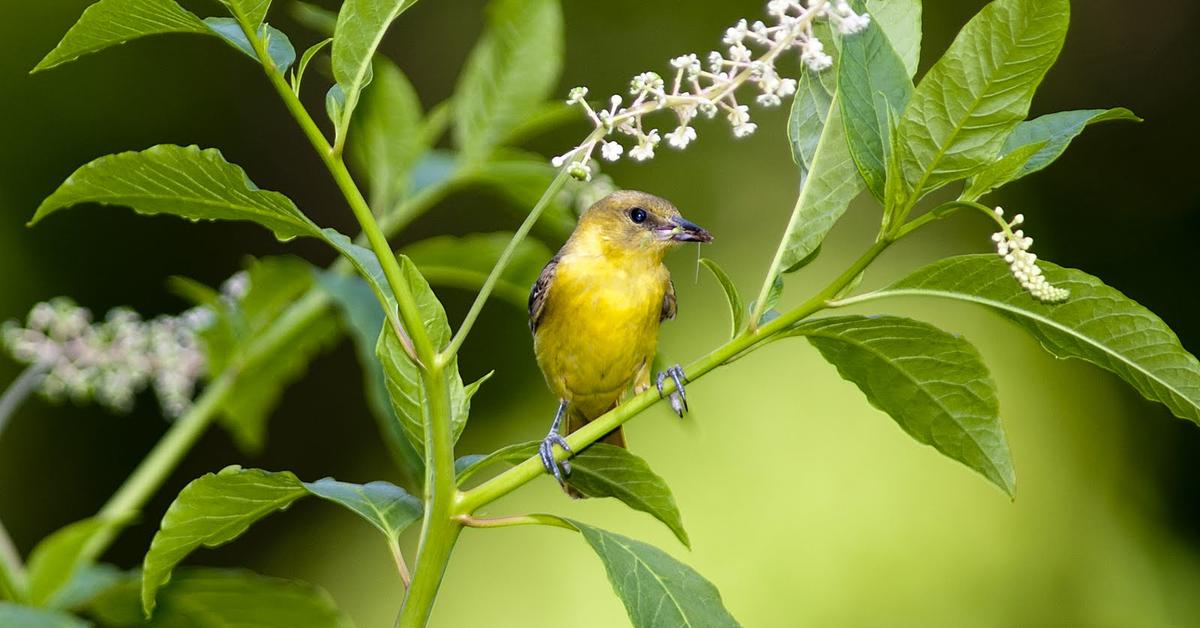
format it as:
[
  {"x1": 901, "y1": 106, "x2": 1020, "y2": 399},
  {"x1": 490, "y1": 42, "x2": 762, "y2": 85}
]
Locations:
[{"x1": 3, "y1": 0, "x2": 1200, "y2": 626}]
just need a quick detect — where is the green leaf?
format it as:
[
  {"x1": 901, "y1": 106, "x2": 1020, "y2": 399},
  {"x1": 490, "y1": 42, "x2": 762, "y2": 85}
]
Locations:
[
  {"x1": 700, "y1": 259, "x2": 744, "y2": 339},
  {"x1": 304, "y1": 478, "x2": 422, "y2": 543},
  {"x1": 471, "y1": 158, "x2": 577, "y2": 236},
  {"x1": 141, "y1": 467, "x2": 308, "y2": 615},
  {"x1": 348, "y1": 59, "x2": 425, "y2": 213},
  {"x1": 290, "y1": 1, "x2": 339, "y2": 35},
  {"x1": 200, "y1": 257, "x2": 338, "y2": 453},
  {"x1": 788, "y1": 315, "x2": 1013, "y2": 495},
  {"x1": 568, "y1": 521, "x2": 740, "y2": 628},
  {"x1": 877, "y1": 255, "x2": 1200, "y2": 427},
  {"x1": 25, "y1": 517, "x2": 128, "y2": 608},
  {"x1": 204, "y1": 18, "x2": 297, "y2": 73},
  {"x1": 866, "y1": 0, "x2": 922, "y2": 77},
  {"x1": 960, "y1": 140, "x2": 1046, "y2": 201},
  {"x1": 51, "y1": 563, "x2": 126, "y2": 612},
  {"x1": 839, "y1": 0, "x2": 913, "y2": 201},
  {"x1": 0, "y1": 603, "x2": 88, "y2": 628},
  {"x1": 892, "y1": 0, "x2": 1069, "y2": 208},
  {"x1": 787, "y1": 66, "x2": 835, "y2": 172},
  {"x1": 1000, "y1": 108, "x2": 1141, "y2": 179},
  {"x1": 292, "y1": 37, "x2": 332, "y2": 95},
  {"x1": 402, "y1": 233, "x2": 553, "y2": 309},
  {"x1": 497, "y1": 443, "x2": 690, "y2": 546},
  {"x1": 317, "y1": 271, "x2": 423, "y2": 476},
  {"x1": 781, "y1": 90, "x2": 864, "y2": 273},
  {"x1": 30, "y1": 145, "x2": 320, "y2": 242},
  {"x1": 95, "y1": 568, "x2": 350, "y2": 628},
  {"x1": 377, "y1": 257, "x2": 469, "y2": 458},
  {"x1": 330, "y1": 0, "x2": 421, "y2": 145},
  {"x1": 454, "y1": 442, "x2": 531, "y2": 485},
  {"x1": 453, "y1": 0, "x2": 563, "y2": 162},
  {"x1": 218, "y1": 0, "x2": 273, "y2": 28},
  {"x1": 33, "y1": 0, "x2": 209, "y2": 72}
]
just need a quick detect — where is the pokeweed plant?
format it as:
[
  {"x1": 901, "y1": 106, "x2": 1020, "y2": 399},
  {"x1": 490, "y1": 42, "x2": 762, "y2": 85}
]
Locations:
[{"x1": 1, "y1": 0, "x2": 1196, "y2": 626}]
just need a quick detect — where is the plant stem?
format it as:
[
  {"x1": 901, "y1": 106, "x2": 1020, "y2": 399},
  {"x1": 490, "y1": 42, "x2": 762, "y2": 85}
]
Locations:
[
  {"x1": 0, "y1": 516, "x2": 25, "y2": 603},
  {"x1": 457, "y1": 236, "x2": 893, "y2": 514},
  {"x1": 388, "y1": 539, "x2": 412, "y2": 588},
  {"x1": 441, "y1": 169, "x2": 572, "y2": 361},
  {"x1": 0, "y1": 363, "x2": 48, "y2": 440},
  {"x1": 457, "y1": 513, "x2": 574, "y2": 531}
]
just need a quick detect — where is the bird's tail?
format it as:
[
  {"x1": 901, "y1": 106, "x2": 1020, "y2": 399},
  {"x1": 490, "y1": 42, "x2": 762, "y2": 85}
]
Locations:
[{"x1": 564, "y1": 403, "x2": 623, "y2": 499}]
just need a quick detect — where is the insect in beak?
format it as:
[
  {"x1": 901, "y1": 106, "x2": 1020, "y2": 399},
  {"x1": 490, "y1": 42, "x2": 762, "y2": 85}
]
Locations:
[{"x1": 656, "y1": 216, "x2": 714, "y2": 243}]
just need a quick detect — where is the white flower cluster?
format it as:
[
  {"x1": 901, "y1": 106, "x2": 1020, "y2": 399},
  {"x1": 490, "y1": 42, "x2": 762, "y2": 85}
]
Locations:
[
  {"x1": 552, "y1": 0, "x2": 870, "y2": 180},
  {"x1": 989, "y1": 207, "x2": 1069, "y2": 303},
  {"x1": 2, "y1": 297, "x2": 211, "y2": 418}
]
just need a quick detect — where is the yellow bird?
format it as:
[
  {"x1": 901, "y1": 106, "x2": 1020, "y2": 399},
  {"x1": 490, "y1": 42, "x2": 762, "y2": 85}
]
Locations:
[{"x1": 529, "y1": 190, "x2": 713, "y2": 488}]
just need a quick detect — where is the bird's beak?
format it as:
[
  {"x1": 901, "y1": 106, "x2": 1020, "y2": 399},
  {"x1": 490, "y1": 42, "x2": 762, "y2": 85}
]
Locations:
[{"x1": 657, "y1": 216, "x2": 714, "y2": 243}]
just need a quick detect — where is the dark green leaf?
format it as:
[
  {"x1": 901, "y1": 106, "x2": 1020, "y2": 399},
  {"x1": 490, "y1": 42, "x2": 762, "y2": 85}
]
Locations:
[
  {"x1": 471, "y1": 157, "x2": 577, "y2": 236},
  {"x1": 304, "y1": 479, "x2": 422, "y2": 542},
  {"x1": 453, "y1": 0, "x2": 563, "y2": 162},
  {"x1": 893, "y1": 0, "x2": 1069, "y2": 208},
  {"x1": 402, "y1": 232, "x2": 552, "y2": 309},
  {"x1": 348, "y1": 58, "x2": 425, "y2": 213},
  {"x1": 866, "y1": 0, "x2": 922, "y2": 77},
  {"x1": 455, "y1": 442, "x2": 531, "y2": 485},
  {"x1": 317, "y1": 271, "x2": 423, "y2": 476},
  {"x1": 839, "y1": 0, "x2": 913, "y2": 201},
  {"x1": 218, "y1": 0, "x2": 273, "y2": 28},
  {"x1": 141, "y1": 467, "x2": 308, "y2": 615},
  {"x1": 569, "y1": 521, "x2": 740, "y2": 628},
  {"x1": 290, "y1": 1, "x2": 339, "y2": 35},
  {"x1": 1000, "y1": 108, "x2": 1141, "y2": 179},
  {"x1": 500, "y1": 443, "x2": 689, "y2": 546},
  {"x1": 330, "y1": 0, "x2": 421, "y2": 144},
  {"x1": 0, "y1": 603, "x2": 87, "y2": 628},
  {"x1": 95, "y1": 568, "x2": 350, "y2": 628},
  {"x1": 499, "y1": 102, "x2": 577, "y2": 145},
  {"x1": 700, "y1": 259, "x2": 744, "y2": 338},
  {"x1": 30, "y1": 145, "x2": 320, "y2": 242},
  {"x1": 409, "y1": 150, "x2": 460, "y2": 197},
  {"x1": 877, "y1": 255, "x2": 1200, "y2": 426},
  {"x1": 33, "y1": 0, "x2": 209, "y2": 72},
  {"x1": 26, "y1": 517, "x2": 129, "y2": 608},
  {"x1": 788, "y1": 315, "x2": 1013, "y2": 494},
  {"x1": 204, "y1": 18, "x2": 296, "y2": 73},
  {"x1": 960, "y1": 140, "x2": 1046, "y2": 201}
]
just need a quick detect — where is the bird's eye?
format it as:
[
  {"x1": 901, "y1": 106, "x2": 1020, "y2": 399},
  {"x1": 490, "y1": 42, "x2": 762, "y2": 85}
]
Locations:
[{"x1": 629, "y1": 207, "x2": 648, "y2": 224}]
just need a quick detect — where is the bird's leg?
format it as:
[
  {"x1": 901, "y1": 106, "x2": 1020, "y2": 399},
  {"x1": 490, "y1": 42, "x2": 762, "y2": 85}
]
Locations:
[
  {"x1": 655, "y1": 364, "x2": 689, "y2": 417},
  {"x1": 538, "y1": 399, "x2": 574, "y2": 485}
]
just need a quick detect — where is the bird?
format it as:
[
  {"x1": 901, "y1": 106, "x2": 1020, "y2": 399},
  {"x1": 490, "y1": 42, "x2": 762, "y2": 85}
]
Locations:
[{"x1": 528, "y1": 190, "x2": 713, "y2": 492}]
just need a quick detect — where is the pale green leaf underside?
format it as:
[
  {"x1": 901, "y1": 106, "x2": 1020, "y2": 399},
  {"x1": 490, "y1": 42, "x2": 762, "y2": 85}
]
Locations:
[
  {"x1": 1000, "y1": 108, "x2": 1141, "y2": 179},
  {"x1": 879, "y1": 255, "x2": 1200, "y2": 427},
  {"x1": 30, "y1": 145, "x2": 320, "y2": 241},
  {"x1": 96, "y1": 568, "x2": 350, "y2": 628},
  {"x1": 453, "y1": 0, "x2": 563, "y2": 161},
  {"x1": 894, "y1": 0, "x2": 1069, "y2": 205},
  {"x1": 0, "y1": 604, "x2": 88, "y2": 628},
  {"x1": 865, "y1": 0, "x2": 922, "y2": 77},
  {"x1": 332, "y1": 0, "x2": 421, "y2": 141},
  {"x1": 141, "y1": 467, "x2": 308, "y2": 615},
  {"x1": 787, "y1": 66, "x2": 834, "y2": 172},
  {"x1": 960, "y1": 140, "x2": 1046, "y2": 201},
  {"x1": 789, "y1": 315, "x2": 1013, "y2": 494},
  {"x1": 204, "y1": 18, "x2": 297, "y2": 73},
  {"x1": 33, "y1": 0, "x2": 209, "y2": 72},
  {"x1": 304, "y1": 478, "x2": 422, "y2": 541},
  {"x1": 570, "y1": 521, "x2": 740, "y2": 628}
]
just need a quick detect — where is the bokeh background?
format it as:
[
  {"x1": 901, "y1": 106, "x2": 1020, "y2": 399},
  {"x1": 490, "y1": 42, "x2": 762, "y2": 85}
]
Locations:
[{"x1": 3, "y1": 0, "x2": 1200, "y2": 626}]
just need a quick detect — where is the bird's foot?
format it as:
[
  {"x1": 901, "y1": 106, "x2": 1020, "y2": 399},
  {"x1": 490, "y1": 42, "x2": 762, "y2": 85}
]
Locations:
[
  {"x1": 538, "y1": 431, "x2": 573, "y2": 485},
  {"x1": 656, "y1": 364, "x2": 689, "y2": 417}
]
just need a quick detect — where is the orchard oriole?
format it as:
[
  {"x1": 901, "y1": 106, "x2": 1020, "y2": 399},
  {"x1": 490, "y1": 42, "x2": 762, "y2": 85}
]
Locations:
[{"x1": 529, "y1": 190, "x2": 712, "y2": 490}]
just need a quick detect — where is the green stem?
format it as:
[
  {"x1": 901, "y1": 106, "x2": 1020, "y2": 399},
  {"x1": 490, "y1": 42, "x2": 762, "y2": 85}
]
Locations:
[
  {"x1": 0, "y1": 364, "x2": 47, "y2": 439},
  {"x1": 457, "y1": 236, "x2": 894, "y2": 514},
  {"x1": 441, "y1": 169, "x2": 572, "y2": 361},
  {"x1": 457, "y1": 513, "x2": 574, "y2": 531},
  {"x1": 0, "y1": 516, "x2": 25, "y2": 603}
]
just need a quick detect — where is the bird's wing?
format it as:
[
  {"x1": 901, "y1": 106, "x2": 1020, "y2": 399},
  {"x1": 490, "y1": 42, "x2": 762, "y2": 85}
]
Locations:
[
  {"x1": 661, "y1": 278, "x2": 677, "y2": 322},
  {"x1": 529, "y1": 253, "x2": 561, "y2": 333}
]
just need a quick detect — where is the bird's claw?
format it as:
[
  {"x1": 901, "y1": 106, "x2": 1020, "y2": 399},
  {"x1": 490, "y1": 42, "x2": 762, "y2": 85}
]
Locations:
[
  {"x1": 655, "y1": 364, "x2": 689, "y2": 417},
  {"x1": 538, "y1": 431, "x2": 573, "y2": 485}
]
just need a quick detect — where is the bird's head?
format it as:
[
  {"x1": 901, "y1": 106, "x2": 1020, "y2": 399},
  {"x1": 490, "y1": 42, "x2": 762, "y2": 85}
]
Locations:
[{"x1": 572, "y1": 190, "x2": 712, "y2": 261}]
